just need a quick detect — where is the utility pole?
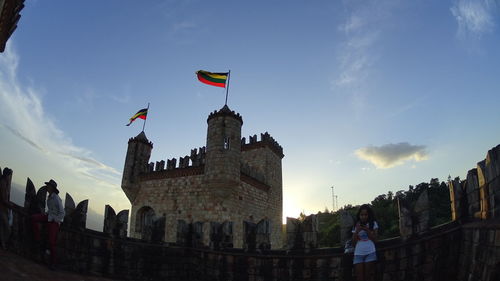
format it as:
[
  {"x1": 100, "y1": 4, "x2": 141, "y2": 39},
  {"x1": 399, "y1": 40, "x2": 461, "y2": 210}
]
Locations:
[
  {"x1": 335, "y1": 195, "x2": 338, "y2": 212},
  {"x1": 331, "y1": 186, "x2": 335, "y2": 212}
]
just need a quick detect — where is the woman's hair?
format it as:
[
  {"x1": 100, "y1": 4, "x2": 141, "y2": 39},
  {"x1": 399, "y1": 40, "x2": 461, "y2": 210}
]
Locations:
[{"x1": 356, "y1": 204, "x2": 376, "y2": 229}]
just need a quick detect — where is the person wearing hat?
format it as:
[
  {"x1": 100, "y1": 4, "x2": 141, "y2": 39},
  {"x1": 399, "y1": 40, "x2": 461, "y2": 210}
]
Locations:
[{"x1": 31, "y1": 179, "x2": 65, "y2": 270}]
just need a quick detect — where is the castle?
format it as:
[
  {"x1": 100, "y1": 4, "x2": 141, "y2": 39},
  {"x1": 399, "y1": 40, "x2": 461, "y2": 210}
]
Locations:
[{"x1": 121, "y1": 105, "x2": 284, "y2": 248}]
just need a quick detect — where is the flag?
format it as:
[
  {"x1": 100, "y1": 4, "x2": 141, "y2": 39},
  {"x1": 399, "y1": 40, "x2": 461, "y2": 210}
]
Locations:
[
  {"x1": 196, "y1": 70, "x2": 228, "y2": 88},
  {"x1": 126, "y1": 108, "x2": 148, "y2": 126}
]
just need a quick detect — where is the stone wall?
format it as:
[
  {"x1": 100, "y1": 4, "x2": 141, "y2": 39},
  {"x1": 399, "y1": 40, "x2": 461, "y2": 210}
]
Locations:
[
  {"x1": 241, "y1": 140, "x2": 283, "y2": 248},
  {"x1": 131, "y1": 174, "x2": 206, "y2": 242},
  {"x1": 3, "y1": 144, "x2": 500, "y2": 280},
  {"x1": 8, "y1": 196, "x2": 496, "y2": 281},
  {"x1": 457, "y1": 220, "x2": 500, "y2": 281},
  {"x1": 123, "y1": 106, "x2": 284, "y2": 248}
]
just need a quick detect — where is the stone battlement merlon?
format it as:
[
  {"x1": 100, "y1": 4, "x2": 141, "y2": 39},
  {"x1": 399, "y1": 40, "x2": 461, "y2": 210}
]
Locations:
[
  {"x1": 448, "y1": 143, "x2": 500, "y2": 222},
  {"x1": 206, "y1": 105, "x2": 243, "y2": 125},
  {"x1": 145, "y1": 147, "x2": 206, "y2": 173},
  {"x1": 127, "y1": 137, "x2": 153, "y2": 147},
  {"x1": 241, "y1": 132, "x2": 284, "y2": 158},
  {"x1": 140, "y1": 165, "x2": 205, "y2": 181}
]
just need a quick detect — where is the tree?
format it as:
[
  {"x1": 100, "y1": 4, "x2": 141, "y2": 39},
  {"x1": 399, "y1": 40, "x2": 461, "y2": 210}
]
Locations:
[{"x1": 315, "y1": 178, "x2": 452, "y2": 246}]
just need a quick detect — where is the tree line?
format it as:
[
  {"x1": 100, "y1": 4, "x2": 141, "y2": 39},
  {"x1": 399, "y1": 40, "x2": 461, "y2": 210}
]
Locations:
[{"x1": 314, "y1": 178, "x2": 452, "y2": 247}]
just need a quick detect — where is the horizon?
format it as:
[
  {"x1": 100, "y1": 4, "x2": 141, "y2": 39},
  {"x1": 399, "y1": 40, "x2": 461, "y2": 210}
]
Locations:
[{"x1": 1, "y1": 0, "x2": 500, "y2": 229}]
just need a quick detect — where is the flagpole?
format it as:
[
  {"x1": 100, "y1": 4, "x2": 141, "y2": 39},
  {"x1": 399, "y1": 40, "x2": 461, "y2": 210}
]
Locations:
[
  {"x1": 142, "y1": 102, "x2": 150, "y2": 132},
  {"x1": 225, "y1": 70, "x2": 231, "y2": 106}
]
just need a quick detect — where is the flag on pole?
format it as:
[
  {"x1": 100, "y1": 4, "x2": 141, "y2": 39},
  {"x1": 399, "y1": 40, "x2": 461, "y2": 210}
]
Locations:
[
  {"x1": 126, "y1": 108, "x2": 148, "y2": 126},
  {"x1": 196, "y1": 70, "x2": 228, "y2": 88}
]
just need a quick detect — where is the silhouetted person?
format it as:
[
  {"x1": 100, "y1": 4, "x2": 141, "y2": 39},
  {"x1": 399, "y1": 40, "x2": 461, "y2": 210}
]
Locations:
[{"x1": 31, "y1": 179, "x2": 65, "y2": 270}]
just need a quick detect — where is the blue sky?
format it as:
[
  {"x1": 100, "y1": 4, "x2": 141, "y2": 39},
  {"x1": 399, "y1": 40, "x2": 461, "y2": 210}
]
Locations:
[{"x1": 1, "y1": 0, "x2": 500, "y2": 229}]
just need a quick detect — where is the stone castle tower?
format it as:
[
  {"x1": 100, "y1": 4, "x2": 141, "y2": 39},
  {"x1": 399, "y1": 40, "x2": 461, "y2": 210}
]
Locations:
[{"x1": 121, "y1": 105, "x2": 284, "y2": 248}]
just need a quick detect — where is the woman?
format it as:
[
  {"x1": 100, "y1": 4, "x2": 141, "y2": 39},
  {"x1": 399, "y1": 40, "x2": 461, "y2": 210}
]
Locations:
[
  {"x1": 352, "y1": 204, "x2": 378, "y2": 281},
  {"x1": 31, "y1": 179, "x2": 65, "y2": 270}
]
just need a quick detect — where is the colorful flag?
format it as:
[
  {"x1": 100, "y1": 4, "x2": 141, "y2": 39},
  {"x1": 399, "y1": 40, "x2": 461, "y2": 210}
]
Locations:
[
  {"x1": 196, "y1": 70, "x2": 228, "y2": 88},
  {"x1": 126, "y1": 108, "x2": 148, "y2": 126}
]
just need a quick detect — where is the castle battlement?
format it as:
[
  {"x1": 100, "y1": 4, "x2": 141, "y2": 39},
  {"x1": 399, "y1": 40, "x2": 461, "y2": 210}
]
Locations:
[
  {"x1": 206, "y1": 105, "x2": 243, "y2": 124},
  {"x1": 122, "y1": 106, "x2": 283, "y2": 248},
  {"x1": 140, "y1": 165, "x2": 205, "y2": 180},
  {"x1": 241, "y1": 132, "x2": 284, "y2": 158},
  {"x1": 145, "y1": 146, "x2": 207, "y2": 174},
  {"x1": 127, "y1": 131, "x2": 153, "y2": 147}
]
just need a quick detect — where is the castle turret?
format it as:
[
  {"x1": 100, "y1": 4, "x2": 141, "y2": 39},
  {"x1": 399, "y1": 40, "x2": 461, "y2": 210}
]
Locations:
[
  {"x1": 122, "y1": 131, "x2": 153, "y2": 203},
  {"x1": 205, "y1": 105, "x2": 243, "y2": 194}
]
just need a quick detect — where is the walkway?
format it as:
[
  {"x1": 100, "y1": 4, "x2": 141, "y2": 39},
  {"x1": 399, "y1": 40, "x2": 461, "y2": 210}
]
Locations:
[{"x1": 0, "y1": 248, "x2": 123, "y2": 281}]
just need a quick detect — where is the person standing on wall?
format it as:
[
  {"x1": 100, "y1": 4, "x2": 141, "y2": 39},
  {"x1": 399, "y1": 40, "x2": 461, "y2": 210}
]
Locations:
[
  {"x1": 352, "y1": 204, "x2": 378, "y2": 281},
  {"x1": 31, "y1": 179, "x2": 65, "y2": 270}
]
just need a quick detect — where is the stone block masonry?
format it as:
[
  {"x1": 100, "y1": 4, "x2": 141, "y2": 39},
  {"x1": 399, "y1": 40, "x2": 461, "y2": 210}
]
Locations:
[{"x1": 122, "y1": 105, "x2": 284, "y2": 248}]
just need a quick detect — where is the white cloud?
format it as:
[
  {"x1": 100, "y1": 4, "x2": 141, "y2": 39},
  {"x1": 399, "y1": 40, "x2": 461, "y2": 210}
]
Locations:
[
  {"x1": 0, "y1": 46, "x2": 120, "y2": 182},
  {"x1": 111, "y1": 94, "x2": 131, "y2": 104},
  {"x1": 172, "y1": 21, "x2": 197, "y2": 33},
  {"x1": 355, "y1": 142, "x2": 428, "y2": 169},
  {"x1": 339, "y1": 14, "x2": 365, "y2": 34},
  {"x1": 0, "y1": 45, "x2": 128, "y2": 229},
  {"x1": 451, "y1": 0, "x2": 498, "y2": 38},
  {"x1": 333, "y1": 0, "x2": 401, "y2": 114}
]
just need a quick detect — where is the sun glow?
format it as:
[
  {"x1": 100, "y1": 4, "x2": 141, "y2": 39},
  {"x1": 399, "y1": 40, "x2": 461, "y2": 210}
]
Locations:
[{"x1": 282, "y1": 199, "x2": 302, "y2": 224}]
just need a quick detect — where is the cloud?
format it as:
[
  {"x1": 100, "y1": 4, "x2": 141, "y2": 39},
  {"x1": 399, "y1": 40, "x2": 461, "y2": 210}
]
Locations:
[
  {"x1": 172, "y1": 21, "x2": 197, "y2": 33},
  {"x1": 334, "y1": 1, "x2": 397, "y2": 87},
  {"x1": 1, "y1": 124, "x2": 47, "y2": 153},
  {"x1": 451, "y1": 0, "x2": 498, "y2": 38},
  {"x1": 355, "y1": 142, "x2": 428, "y2": 169},
  {"x1": 111, "y1": 94, "x2": 130, "y2": 104},
  {"x1": 0, "y1": 44, "x2": 125, "y2": 207},
  {"x1": 339, "y1": 14, "x2": 365, "y2": 34},
  {"x1": 333, "y1": 0, "x2": 402, "y2": 115}
]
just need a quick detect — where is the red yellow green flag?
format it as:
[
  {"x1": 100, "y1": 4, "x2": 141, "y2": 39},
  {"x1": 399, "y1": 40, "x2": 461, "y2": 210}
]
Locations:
[
  {"x1": 126, "y1": 108, "x2": 148, "y2": 126},
  {"x1": 196, "y1": 70, "x2": 228, "y2": 88}
]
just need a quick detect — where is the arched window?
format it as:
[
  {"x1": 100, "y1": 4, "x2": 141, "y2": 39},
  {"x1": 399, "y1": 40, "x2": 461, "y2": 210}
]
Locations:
[{"x1": 135, "y1": 206, "x2": 155, "y2": 240}]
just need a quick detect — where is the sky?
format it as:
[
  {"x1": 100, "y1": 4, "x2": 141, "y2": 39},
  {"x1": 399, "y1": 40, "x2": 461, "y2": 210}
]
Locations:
[{"x1": 1, "y1": 0, "x2": 500, "y2": 229}]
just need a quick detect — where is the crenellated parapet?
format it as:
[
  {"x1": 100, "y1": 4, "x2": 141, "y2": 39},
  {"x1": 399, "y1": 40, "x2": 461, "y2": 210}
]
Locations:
[
  {"x1": 242, "y1": 218, "x2": 272, "y2": 252},
  {"x1": 484, "y1": 144, "x2": 500, "y2": 218},
  {"x1": 286, "y1": 214, "x2": 318, "y2": 252},
  {"x1": 103, "y1": 205, "x2": 129, "y2": 238},
  {"x1": 190, "y1": 146, "x2": 206, "y2": 166},
  {"x1": 449, "y1": 177, "x2": 468, "y2": 221},
  {"x1": 209, "y1": 221, "x2": 233, "y2": 250},
  {"x1": 0, "y1": 167, "x2": 12, "y2": 205},
  {"x1": 206, "y1": 105, "x2": 243, "y2": 125},
  {"x1": 241, "y1": 132, "x2": 284, "y2": 158},
  {"x1": 449, "y1": 144, "x2": 500, "y2": 221},
  {"x1": 339, "y1": 211, "x2": 355, "y2": 247},
  {"x1": 397, "y1": 190, "x2": 430, "y2": 240},
  {"x1": 127, "y1": 132, "x2": 153, "y2": 147},
  {"x1": 146, "y1": 147, "x2": 207, "y2": 173},
  {"x1": 140, "y1": 147, "x2": 207, "y2": 180},
  {"x1": 177, "y1": 220, "x2": 205, "y2": 247},
  {"x1": 61, "y1": 193, "x2": 88, "y2": 231},
  {"x1": 24, "y1": 178, "x2": 41, "y2": 215},
  {"x1": 465, "y1": 168, "x2": 481, "y2": 219}
]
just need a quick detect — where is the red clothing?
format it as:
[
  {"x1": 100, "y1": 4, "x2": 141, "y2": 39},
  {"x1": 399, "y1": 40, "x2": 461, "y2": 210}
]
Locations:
[{"x1": 31, "y1": 214, "x2": 60, "y2": 265}]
